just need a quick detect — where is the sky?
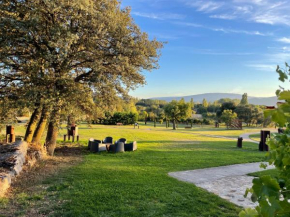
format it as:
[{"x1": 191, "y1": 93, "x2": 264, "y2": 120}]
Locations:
[{"x1": 121, "y1": 0, "x2": 290, "y2": 99}]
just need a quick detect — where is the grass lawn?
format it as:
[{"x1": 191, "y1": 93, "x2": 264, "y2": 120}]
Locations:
[
  {"x1": 1, "y1": 124, "x2": 267, "y2": 217},
  {"x1": 248, "y1": 169, "x2": 279, "y2": 178}
]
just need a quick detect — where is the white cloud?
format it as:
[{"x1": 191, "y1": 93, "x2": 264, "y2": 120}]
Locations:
[
  {"x1": 184, "y1": 1, "x2": 224, "y2": 12},
  {"x1": 191, "y1": 48, "x2": 254, "y2": 55},
  {"x1": 183, "y1": 0, "x2": 290, "y2": 26},
  {"x1": 247, "y1": 64, "x2": 277, "y2": 71},
  {"x1": 277, "y1": 37, "x2": 290, "y2": 44},
  {"x1": 131, "y1": 12, "x2": 185, "y2": 20},
  {"x1": 213, "y1": 28, "x2": 267, "y2": 36},
  {"x1": 173, "y1": 21, "x2": 203, "y2": 28},
  {"x1": 210, "y1": 14, "x2": 236, "y2": 20},
  {"x1": 233, "y1": 0, "x2": 264, "y2": 5},
  {"x1": 174, "y1": 21, "x2": 269, "y2": 36},
  {"x1": 246, "y1": 50, "x2": 290, "y2": 73},
  {"x1": 234, "y1": 6, "x2": 253, "y2": 14}
]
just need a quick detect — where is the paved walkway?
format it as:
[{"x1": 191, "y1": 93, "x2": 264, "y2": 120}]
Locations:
[
  {"x1": 169, "y1": 163, "x2": 275, "y2": 208},
  {"x1": 239, "y1": 132, "x2": 260, "y2": 144}
]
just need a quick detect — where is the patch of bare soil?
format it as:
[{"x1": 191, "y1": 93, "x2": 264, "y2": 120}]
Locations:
[{"x1": 0, "y1": 143, "x2": 85, "y2": 217}]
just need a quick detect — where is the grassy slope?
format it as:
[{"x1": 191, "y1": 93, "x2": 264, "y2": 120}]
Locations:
[{"x1": 3, "y1": 124, "x2": 267, "y2": 216}]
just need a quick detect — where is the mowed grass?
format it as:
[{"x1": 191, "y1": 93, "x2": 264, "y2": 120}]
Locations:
[
  {"x1": 3, "y1": 124, "x2": 267, "y2": 216},
  {"x1": 248, "y1": 169, "x2": 279, "y2": 178}
]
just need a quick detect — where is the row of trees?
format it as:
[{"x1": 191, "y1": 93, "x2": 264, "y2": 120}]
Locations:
[
  {"x1": 133, "y1": 93, "x2": 272, "y2": 129},
  {"x1": 217, "y1": 94, "x2": 270, "y2": 127},
  {"x1": 0, "y1": 0, "x2": 163, "y2": 155}
]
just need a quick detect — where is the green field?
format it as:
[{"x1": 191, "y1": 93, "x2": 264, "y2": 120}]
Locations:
[{"x1": 1, "y1": 124, "x2": 268, "y2": 216}]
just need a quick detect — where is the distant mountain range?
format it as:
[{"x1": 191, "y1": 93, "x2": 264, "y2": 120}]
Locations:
[{"x1": 150, "y1": 93, "x2": 280, "y2": 106}]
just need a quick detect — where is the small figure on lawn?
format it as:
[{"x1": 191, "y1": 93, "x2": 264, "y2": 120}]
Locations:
[{"x1": 134, "y1": 122, "x2": 139, "y2": 129}]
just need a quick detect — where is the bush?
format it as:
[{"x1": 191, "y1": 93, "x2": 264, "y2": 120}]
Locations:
[{"x1": 95, "y1": 112, "x2": 138, "y2": 125}]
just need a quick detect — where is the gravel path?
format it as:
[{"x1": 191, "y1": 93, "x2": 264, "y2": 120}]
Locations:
[{"x1": 169, "y1": 162, "x2": 275, "y2": 208}]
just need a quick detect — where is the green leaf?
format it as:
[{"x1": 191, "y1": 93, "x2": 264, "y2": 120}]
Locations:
[
  {"x1": 260, "y1": 176, "x2": 280, "y2": 197},
  {"x1": 266, "y1": 109, "x2": 287, "y2": 126},
  {"x1": 239, "y1": 208, "x2": 259, "y2": 217},
  {"x1": 278, "y1": 91, "x2": 290, "y2": 100},
  {"x1": 260, "y1": 197, "x2": 282, "y2": 217},
  {"x1": 264, "y1": 109, "x2": 275, "y2": 118},
  {"x1": 251, "y1": 176, "x2": 280, "y2": 202},
  {"x1": 276, "y1": 67, "x2": 288, "y2": 82},
  {"x1": 279, "y1": 200, "x2": 290, "y2": 216}
]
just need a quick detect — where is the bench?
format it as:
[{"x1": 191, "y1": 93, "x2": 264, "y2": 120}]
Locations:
[
  {"x1": 116, "y1": 123, "x2": 123, "y2": 126},
  {"x1": 185, "y1": 126, "x2": 192, "y2": 129}
]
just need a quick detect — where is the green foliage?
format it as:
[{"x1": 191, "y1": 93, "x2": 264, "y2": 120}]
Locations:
[
  {"x1": 235, "y1": 105, "x2": 264, "y2": 126},
  {"x1": 218, "y1": 98, "x2": 240, "y2": 105},
  {"x1": 240, "y1": 63, "x2": 290, "y2": 216},
  {"x1": 202, "y1": 98, "x2": 209, "y2": 108},
  {"x1": 221, "y1": 109, "x2": 237, "y2": 127},
  {"x1": 136, "y1": 99, "x2": 167, "y2": 122},
  {"x1": 190, "y1": 98, "x2": 194, "y2": 108},
  {"x1": 196, "y1": 106, "x2": 207, "y2": 114},
  {"x1": 98, "y1": 112, "x2": 138, "y2": 125},
  {"x1": 0, "y1": 0, "x2": 163, "y2": 151},
  {"x1": 164, "y1": 99, "x2": 191, "y2": 130},
  {"x1": 0, "y1": 98, "x2": 18, "y2": 132},
  {"x1": 216, "y1": 101, "x2": 237, "y2": 118},
  {"x1": 239, "y1": 208, "x2": 258, "y2": 217},
  {"x1": 240, "y1": 93, "x2": 249, "y2": 105}
]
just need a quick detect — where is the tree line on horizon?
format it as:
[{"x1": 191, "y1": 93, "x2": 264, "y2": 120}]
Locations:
[
  {"x1": 85, "y1": 93, "x2": 273, "y2": 129},
  {"x1": 132, "y1": 93, "x2": 272, "y2": 129}
]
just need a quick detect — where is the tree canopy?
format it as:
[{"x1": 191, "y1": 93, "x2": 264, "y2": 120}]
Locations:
[
  {"x1": 0, "y1": 0, "x2": 163, "y2": 155},
  {"x1": 240, "y1": 93, "x2": 249, "y2": 105},
  {"x1": 164, "y1": 99, "x2": 191, "y2": 130},
  {"x1": 220, "y1": 110, "x2": 237, "y2": 128}
]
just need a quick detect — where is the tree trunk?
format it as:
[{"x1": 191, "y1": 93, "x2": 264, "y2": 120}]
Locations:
[
  {"x1": 173, "y1": 119, "x2": 176, "y2": 130},
  {"x1": 45, "y1": 108, "x2": 60, "y2": 156},
  {"x1": 24, "y1": 106, "x2": 42, "y2": 143},
  {"x1": 32, "y1": 106, "x2": 50, "y2": 145},
  {"x1": 145, "y1": 118, "x2": 147, "y2": 125}
]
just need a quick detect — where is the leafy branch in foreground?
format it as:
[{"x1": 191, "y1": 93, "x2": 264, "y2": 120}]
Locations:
[{"x1": 239, "y1": 63, "x2": 290, "y2": 217}]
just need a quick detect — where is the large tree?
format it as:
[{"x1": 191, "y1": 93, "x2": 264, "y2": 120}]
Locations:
[
  {"x1": 240, "y1": 93, "x2": 249, "y2": 105},
  {"x1": 235, "y1": 104, "x2": 260, "y2": 126},
  {"x1": 0, "y1": 0, "x2": 163, "y2": 155},
  {"x1": 220, "y1": 109, "x2": 237, "y2": 128},
  {"x1": 164, "y1": 99, "x2": 191, "y2": 130}
]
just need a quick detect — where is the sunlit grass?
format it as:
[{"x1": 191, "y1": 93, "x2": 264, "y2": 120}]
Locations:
[{"x1": 3, "y1": 123, "x2": 268, "y2": 216}]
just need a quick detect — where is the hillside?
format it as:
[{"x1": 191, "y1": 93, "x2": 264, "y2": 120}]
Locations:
[{"x1": 150, "y1": 93, "x2": 279, "y2": 106}]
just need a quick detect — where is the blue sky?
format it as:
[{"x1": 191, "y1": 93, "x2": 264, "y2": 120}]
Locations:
[{"x1": 121, "y1": 0, "x2": 290, "y2": 98}]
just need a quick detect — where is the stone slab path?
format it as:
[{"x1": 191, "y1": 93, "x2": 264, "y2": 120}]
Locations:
[{"x1": 169, "y1": 163, "x2": 275, "y2": 208}]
